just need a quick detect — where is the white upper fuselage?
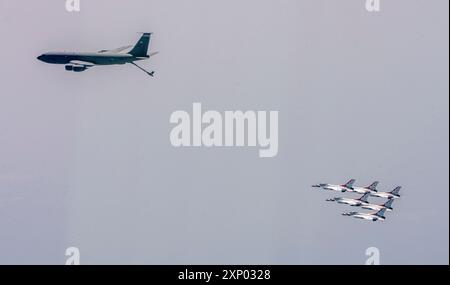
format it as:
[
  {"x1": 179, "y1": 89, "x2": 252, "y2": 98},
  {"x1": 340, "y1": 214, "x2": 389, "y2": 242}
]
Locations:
[
  {"x1": 334, "y1": 197, "x2": 363, "y2": 206},
  {"x1": 314, "y1": 184, "x2": 350, "y2": 192},
  {"x1": 352, "y1": 213, "x2": 386, "y2": 221},
  {"x1": 371, "y1": 192, "x2": 399, "y2": 199},
  {"x1": 348, "y1": 187, "x2": 375, "y2": 194},
  {"x1": 361, "y1": 203, "x2": 392, "y2": 212},
  {"x1": 332, "y1": 198, "x2": 393, "y2": 212}
]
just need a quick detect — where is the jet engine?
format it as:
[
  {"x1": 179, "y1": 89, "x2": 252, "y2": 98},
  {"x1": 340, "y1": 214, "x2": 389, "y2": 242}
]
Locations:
[
  {"x1": 65, "y1": 64, "x2": 87, "y2": 72},
  {"x1": 72, "y1": 65, "x2": 87, "y2": 72}
]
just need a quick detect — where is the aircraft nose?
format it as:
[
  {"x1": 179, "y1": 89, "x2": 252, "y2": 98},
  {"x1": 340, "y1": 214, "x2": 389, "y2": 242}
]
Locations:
[{"x1": 37, "y1": 55, "x2": 44, "y2": 61}]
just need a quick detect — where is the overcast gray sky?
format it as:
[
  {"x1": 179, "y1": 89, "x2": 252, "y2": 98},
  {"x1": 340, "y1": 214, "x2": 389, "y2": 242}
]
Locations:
[{"x1": 0, "y1": 0, "x2": 448, "y2": 264}]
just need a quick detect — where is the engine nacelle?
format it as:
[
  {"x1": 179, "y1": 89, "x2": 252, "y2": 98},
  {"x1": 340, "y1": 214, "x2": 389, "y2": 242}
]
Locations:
[
  {"x1": 73, "y1": 65, "x2": 87, "y2": 72},
  {"x1": 65, "y1": 64, "x2": 86, "y2": 72}
]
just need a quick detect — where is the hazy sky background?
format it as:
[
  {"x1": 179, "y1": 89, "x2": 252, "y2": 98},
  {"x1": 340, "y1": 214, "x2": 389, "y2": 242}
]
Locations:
[{"x1": 0, "y1": 0, "x2": 448, "y2": 264}]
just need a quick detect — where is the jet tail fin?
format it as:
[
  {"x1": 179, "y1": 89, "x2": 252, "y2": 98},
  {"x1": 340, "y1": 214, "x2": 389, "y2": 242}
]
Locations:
[
  {"x1": 390, "y1": 186, "x2": 401, "y2": 196},
  {"x1": 343, "y1": 179, "x2": 355, "y2": 189},
  {"x1": 358, "y1": 192, "x2": 371, "y2": 203},
  {"x1": 128, "y1": 33, "x2": 152, "y2": 57},
  {"x1": 367, "y1": 181, "x2": 379, "y2": 191},
  {"x1": 383, "y1": 198, "x2": 394, "y2": 209},
  {"x1": 375, "y1": 208, "x2": 387, "y2": 218}
]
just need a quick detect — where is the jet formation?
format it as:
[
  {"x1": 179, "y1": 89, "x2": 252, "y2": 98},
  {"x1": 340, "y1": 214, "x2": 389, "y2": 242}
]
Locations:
[
  {"x1": 37, "y1": 33, "x2": 157, "y2": 76},
  {"x1": 312, "y1": 179, "x2": 402, "y2": 222}
]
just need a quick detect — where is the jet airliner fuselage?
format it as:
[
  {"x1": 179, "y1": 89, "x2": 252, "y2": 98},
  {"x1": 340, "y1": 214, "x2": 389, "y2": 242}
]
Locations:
[{"x1": 37, "y1": 52, "x2": 147, "y2": 66}]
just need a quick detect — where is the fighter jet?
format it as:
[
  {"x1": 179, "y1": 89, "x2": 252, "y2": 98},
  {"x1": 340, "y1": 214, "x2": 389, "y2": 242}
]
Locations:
[
  {"x1": 312, "y1": 179, "x2": 355, "y2": 193},
  {"x1": 342, "y1": 208, "x2": 387, "y2": 222},
  {"x1": 347, "y1": 181, "x2": 379, "y2": 194},
  {"x1": 361, "y1": 198, "x2": 395, "y2": 212},
  {"x1": 37, "y1": 33, "x2": 157, "y2": 76},
  {"x1": 326, "y1": 192, "x2": 371, "y2": 207},
  {"x1": 370, "y1": 186, "x2": 401, "y2": 199}
]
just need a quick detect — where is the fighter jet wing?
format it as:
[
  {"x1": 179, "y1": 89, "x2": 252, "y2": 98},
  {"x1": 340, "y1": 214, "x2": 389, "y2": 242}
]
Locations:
[
  {"x1": 69, "y1": 60, "x2": 95, "y2": 67},
  {"x1": 98, "y1": 45, "x2": 133, "y2": 54}
]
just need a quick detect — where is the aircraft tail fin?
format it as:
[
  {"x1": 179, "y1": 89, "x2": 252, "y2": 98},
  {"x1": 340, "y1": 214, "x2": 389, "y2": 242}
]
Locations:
[
  {"x1": 390, "y1": 186, "x2": 401, "y2": 196},
  {"x1": 383, "y1": 198, "x2": 394, "y2": 209},
  {"x1": 128, "y1": 33, "x2": 151, "y2": 57},
  {"x1": 368, "y1": 181, "x2": 379, "y2": 191},
  {"x1": 343, "y1": 179, "x2": 355, "y2": 189},
  {"x1": 375, "y1": 208, "x2": 386, "y2": 218},
  {"x1": 359, "y1": 192, "x2": 371, "y2": 203}
]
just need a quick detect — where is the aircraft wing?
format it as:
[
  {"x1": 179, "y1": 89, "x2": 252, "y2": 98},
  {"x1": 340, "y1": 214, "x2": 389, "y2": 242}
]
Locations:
[
  {"x1": 69, "y1": 60, "x2": 95, "y2": 67},
  {"x1": 98, "y1": 45, "x2": 132, "y2": 54}
]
